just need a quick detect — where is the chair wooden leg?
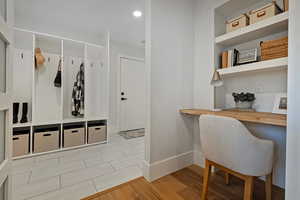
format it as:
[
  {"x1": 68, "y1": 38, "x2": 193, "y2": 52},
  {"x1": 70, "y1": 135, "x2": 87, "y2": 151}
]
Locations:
[
  {"x1": 201, "y1": 160, "x2": 212, "y2": 200},
  {"x1": 266, "y1": 172, "x2": 273, "y2": 200},
  {"x1": 225, "y1": 172, "x2": 230, "y2": 185},
  {"x1": 243, "y1": 176, "x2": 254, "y2": 200}
]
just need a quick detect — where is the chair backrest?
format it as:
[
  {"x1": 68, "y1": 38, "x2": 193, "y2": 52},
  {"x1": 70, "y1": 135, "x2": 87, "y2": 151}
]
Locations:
[{"x1": 199, "y1": 115, "x2": 274, "y2": 176}]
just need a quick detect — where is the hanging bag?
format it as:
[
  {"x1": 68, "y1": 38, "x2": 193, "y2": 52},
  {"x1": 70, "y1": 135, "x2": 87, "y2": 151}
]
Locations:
[
  {"x1": 54, "y1": 59, "x2": 62, "y2": 87},
  {"x1": 35, "y1": 48, "x2": 45, "y2": 69}
]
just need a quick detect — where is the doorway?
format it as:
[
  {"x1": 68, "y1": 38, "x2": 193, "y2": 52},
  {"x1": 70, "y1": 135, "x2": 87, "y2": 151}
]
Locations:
[{"x1": 119, "y1": 57, "x2": 146, "y2": 133}]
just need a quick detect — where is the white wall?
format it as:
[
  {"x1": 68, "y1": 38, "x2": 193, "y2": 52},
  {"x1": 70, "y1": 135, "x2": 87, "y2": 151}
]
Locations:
[
  {"x1": 286, "y1": 0, "x2": 300, "y2": 198},
  {"x1": 193, "y1": 0, "x2": 287, "y2": 188},
  {"x1": 145, "y1": 0, "x2": 195, "y2": 180}
]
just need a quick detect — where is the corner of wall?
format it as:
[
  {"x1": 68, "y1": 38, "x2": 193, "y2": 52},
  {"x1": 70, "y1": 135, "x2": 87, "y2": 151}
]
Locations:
[
  {"x1": 145, "y1": 151, "x2": 194, "y2": 182},
  {"x1": 193, "y1": 150, "x2": 205, "y2": 168}
]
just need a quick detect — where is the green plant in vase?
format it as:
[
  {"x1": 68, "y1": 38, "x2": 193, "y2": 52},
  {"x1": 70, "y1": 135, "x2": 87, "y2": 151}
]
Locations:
[{"x1": 232, "y1": 92, "x2": 256, "y2": 110}]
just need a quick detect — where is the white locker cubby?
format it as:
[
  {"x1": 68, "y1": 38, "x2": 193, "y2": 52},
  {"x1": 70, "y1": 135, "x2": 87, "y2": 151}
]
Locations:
[
  {"x1": 62, "y1": 40, "x2": 85, "y2": 121},
  {"x1": 85, "y1": 44, "x2": 109, "y2": 120},
  {"x1": 34, "y1": 35, "x2": 62, "y2": 124},
  {"x1": 12, "y1": 29, "x2": 110, "y2": 159}
]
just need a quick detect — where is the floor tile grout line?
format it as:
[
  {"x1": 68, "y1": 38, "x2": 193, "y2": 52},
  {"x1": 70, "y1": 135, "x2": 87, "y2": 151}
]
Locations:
[
  {"x1": 13, "y1": 136, "x2": 145, "y2": 200},
  {"x1": 27, "y1": 171, "x2": 33, "y2": 184},
  {"x1": 27, "y1": 163, "x2": 87, "y2": 185},
  {"x1": 91, "y1": 179, "x2": 98, "y2": 192},
  {"x1": 60, "y1": 167, "x2": 118, "y2": 189},
  {"x1": 21, "y1": 176, "x2": 61, "y2": 200},
  {"x1": 59, "y1": 174, "x2": 62, "y2": 189}
]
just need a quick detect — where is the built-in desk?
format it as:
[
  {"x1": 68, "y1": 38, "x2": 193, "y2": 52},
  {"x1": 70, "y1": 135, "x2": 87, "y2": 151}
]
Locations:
[{"x1": 180, "y1": 109, "x2": 287, "y2": 127}]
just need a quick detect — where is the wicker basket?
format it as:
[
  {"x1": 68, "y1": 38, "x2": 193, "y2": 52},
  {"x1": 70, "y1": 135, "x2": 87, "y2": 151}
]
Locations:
[{"x1": 260, "y1": 37, "x2": 288, "y2": 61}]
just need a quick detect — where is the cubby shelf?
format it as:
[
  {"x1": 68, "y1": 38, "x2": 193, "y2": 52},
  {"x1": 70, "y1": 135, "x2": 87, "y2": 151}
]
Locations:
[
  {"x1": 12, "y1": 122, "x2": 32, "y2": 128},
  {"x1": 63, "y1": 118, "x2": 86, "y2": 124},
  {"x1": 217, "y1": 57, "x2": 288, "y2": 76},
  {"x1": 12, "y1": 28, "x2": 110, "y2": 160},
  {"x1": 12, "y1": 140, "x2": 108, "y2": 160},
  {"x1": 215, "y1": 12, "x2": 289, "y2": 46}
]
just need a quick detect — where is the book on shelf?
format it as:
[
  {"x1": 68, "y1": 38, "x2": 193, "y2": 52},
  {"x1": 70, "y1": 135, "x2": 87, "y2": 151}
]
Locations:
[
  {"x1": 221, "y1": 49, "x2": 239, "y2": 69},
  {"x1": 222, "y1": 51, "x2": 228, "y2": 68}
]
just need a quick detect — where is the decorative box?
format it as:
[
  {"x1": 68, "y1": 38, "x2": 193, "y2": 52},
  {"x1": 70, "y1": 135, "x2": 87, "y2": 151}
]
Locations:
[
  {"x1": 226, "y1": 14, "x2": 249, "y2": 33},
  {"x1": 63, "y1": 124, "x2": 85, "y2": 148},
  {"x1": 34, "y1": 126, "x2": 60, "y2": 153},
  {"x1": 237, "y1": 49, "x2": 258, "y2": 65},
  {"x1": 249, "y1": 2, "x2": 282, "y2": 25},
  {"x1": 260, "y1": 37, "x2": 288, "y2": 61},
  {"x1": 13, "y1": 128, "x2": 30, "y2": 157}
]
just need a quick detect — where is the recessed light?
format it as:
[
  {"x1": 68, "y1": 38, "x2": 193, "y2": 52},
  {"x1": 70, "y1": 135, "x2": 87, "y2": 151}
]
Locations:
[{"x1": 133, "y1": 10, "x2": 142, "y2": 18}]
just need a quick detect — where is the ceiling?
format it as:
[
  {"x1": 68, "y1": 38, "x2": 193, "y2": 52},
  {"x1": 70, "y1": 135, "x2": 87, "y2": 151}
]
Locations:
[{"x1": 15, "y1": 0, "x2": 145, "y2": 47}]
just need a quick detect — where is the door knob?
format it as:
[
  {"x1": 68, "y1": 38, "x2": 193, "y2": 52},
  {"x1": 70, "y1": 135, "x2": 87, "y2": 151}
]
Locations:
[{"x1": 121, "y1": 98, "x2": 128, "y2": 101}]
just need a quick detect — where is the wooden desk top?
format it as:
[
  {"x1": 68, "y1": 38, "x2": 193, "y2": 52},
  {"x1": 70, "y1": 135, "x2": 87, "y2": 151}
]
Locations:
[{"x1": 180, "y1": 109, "x2": 287, "y2": 127}]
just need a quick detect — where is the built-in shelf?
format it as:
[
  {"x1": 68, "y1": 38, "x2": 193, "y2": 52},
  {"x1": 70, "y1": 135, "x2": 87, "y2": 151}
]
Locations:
[
  {"x1": 12, "y1": 140, "x2": 108, "y2": 160},
  {"x1": 215, "y1": 12, "x2": 289, "y2": 46},
  {"x1": 63, "y1": 118, "x2": 86, "y2": 124},
  {"x1": 87, "y1": 116, "x2": 109, "y2": 121},
  {"x1": 12, "y1": 122, "x2": 32, "y2": 128},
  {"x1": 217, "y1": 57, "x2": 288, "y2": 76}
]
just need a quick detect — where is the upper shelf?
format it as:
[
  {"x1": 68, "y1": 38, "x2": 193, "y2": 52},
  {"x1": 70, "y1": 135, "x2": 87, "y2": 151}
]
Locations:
[
  {"x1": 217, "y1": 57, "x2": 288, "y2": 76},
  {"x1": 215, "y1": 12, "x2": 289, "y2": 46}
]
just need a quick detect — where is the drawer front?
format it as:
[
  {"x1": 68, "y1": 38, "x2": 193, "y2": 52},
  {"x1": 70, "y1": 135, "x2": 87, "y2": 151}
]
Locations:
[
  {"x1": 13, "y1": 134, "x2": 29, "y2": 157},
  {"x1": 34, "y1": 131, "x2": 59, "y2": 153},
  {"x1": 226, "y1": 16, "x2": 248, "y2": 33},
  {"x1": 64, "y1": 128, "x2": 85, "y2": 148},
  {"x1": 250, "y1": 5, "x2": 280, "y2": 24},
  {"x1": 88, "y1": 126, "x2": 107, "y2": 144}
]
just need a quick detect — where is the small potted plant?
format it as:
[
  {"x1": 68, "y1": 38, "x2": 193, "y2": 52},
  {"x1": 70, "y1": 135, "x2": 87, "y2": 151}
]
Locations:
[{"x1": 232, "y1": 92, "x2": 256, "y2": 109}]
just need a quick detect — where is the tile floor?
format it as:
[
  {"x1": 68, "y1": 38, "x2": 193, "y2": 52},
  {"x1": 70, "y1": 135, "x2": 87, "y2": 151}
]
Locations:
[{"x1": 12, "y1": 132, "x2": 145, "y2": 200}]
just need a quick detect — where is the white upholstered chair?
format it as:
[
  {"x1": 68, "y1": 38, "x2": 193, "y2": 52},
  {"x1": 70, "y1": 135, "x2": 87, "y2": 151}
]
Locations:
[{"x1": 199, "y1": 115, "x2": 274, "y2": 200}]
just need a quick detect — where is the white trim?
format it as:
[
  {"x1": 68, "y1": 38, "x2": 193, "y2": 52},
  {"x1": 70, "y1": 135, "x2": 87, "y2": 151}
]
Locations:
[
  {"x1": 0, "y1": 6, "x2": 13, "y2": 198},
  {"x1": 144, "y1": 0, "x2": 152, "y2": 175},
  {"x1": 119, "y1": 55, "x2": 145, "y2": 62},
  {"x1": 116, "y1": 55, "x2": 145, "y2": 132},
  {"x1": 145, "y1": 151, "x2": 194, "y2": 181},
  {"x1": 0, "y1": 17, "x2": 12, "y2": 44},
  {"x1": 0, "y1": 160, "x2": 10, "y2": 186},
  {"x1": 14, "y1": 27, "x2": 104, "y2": 49},
  {"x1": 142, "y1": 160, "x2": 151, "y2": 181},
  {"x1": 106, "y1": 31, "x2": 111, "y2": 142}
]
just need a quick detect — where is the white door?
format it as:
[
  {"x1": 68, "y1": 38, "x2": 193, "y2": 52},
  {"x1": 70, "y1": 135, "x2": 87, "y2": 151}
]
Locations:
[
  {"x1": 0, "y1": 0, "x2": 13, "y2": 199},
  {"x1": 120, "y1": 57, "x2": 146, "y2": 131}
]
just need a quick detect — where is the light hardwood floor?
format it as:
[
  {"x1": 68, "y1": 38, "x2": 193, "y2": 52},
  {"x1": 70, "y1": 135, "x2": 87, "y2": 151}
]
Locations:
[{"x1": 82, "y1": 165, "x2": 285, "y2": 200}]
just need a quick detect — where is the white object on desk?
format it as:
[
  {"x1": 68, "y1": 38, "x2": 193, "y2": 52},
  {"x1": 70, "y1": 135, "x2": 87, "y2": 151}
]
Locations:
[{"x1": 273, "y1": 93, "x2": 287, "y2": 114}]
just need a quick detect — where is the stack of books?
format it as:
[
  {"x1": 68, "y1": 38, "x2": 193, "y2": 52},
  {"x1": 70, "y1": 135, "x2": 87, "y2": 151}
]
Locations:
[{"x1": 221, "y1": 49, "x2": 239, "y2": 69}]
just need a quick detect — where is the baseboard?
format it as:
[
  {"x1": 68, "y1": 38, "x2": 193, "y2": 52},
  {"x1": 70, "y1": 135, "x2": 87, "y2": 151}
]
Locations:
[
  {"x1": 145, "y1": 151, "x2": 194, "y2": 182},
  {"x1": 142, "y1": 160, "x2": 151, "y2": 181}
]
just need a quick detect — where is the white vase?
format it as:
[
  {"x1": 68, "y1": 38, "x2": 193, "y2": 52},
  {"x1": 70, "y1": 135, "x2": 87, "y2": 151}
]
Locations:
[{"x1": 236, "y1": 101, "x2": 253, "y2": 109}]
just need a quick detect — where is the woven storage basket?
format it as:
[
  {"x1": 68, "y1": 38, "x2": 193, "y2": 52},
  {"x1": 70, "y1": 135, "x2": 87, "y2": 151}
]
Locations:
[{"x1": 260, "y1": 37, "x2": 288, "y2": 61}]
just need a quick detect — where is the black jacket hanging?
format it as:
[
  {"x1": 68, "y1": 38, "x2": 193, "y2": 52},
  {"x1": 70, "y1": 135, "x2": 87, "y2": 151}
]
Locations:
[{"x1": 54, "y1": 59, "x2": 62, "y2": 87}]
